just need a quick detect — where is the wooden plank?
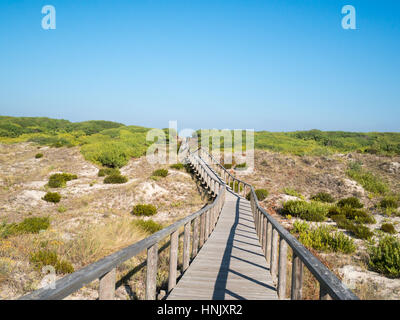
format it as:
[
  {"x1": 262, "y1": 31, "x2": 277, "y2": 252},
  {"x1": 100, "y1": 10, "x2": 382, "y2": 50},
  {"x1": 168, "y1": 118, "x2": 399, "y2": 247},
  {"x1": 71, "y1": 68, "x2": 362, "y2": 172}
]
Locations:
[
  {"x1": 168, "y1": 231, "x2": 179, "y2": 292},
  {"x1": 270, "y1": 228, "x2": 279, "y2": 281},
  {"x1": 146, "y1": 243, "x2": 158, "y2": 300},
  {"x1": 183, "y1": 223, "x2": 191, "y2": 272},
  {"x1": 199, "y1": 212, "x2": 205, "y2": 248},
  {"x1": 266, "y1": 221, "x2": 272, "y2": 267},
  {"x1": 278, "y1": 239, "x2": 288, "y2": 299},
  {"x1": 192, "y1": 218, "x2": 199, "y2": 258},
  {"x1": 291, "y1": 253, "x2": 303, "y2": 300},
  {"x1": 99, "y1": 268, "x2": 116, "y2": 300}
]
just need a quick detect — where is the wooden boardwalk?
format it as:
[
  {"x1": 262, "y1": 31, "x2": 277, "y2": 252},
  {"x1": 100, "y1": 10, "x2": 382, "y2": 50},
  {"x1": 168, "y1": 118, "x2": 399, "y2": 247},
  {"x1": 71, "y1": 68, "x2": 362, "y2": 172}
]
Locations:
[{"x1": 167, "y1": 189, "x2": 278, "y2": 300}]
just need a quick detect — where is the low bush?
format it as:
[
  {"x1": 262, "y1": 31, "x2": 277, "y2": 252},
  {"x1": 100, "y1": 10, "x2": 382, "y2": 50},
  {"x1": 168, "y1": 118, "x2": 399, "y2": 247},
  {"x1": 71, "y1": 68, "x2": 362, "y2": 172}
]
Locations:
[
  {"x1": 369, "y1": 236, "x2": 400, "y2": 278},
  {"x1": 283, "y1": 187, "x2": 304, "y2": 199},
  {"x1": 42, "y1": 192, "x2": 61, "y2": 203},
  {"x1": 331, "y1": 213, "x2": 373, "y2": 239},
  {"x1": 57, "y1": 205, "x2": 67, "y2": 213},
  {"x1": 30, "y1": 250, "x2": 74, "y2": 274},
  {"x1": 349, "y1": 224, "x2": 374, "y2": 240},
  {"x1": 132, "y1": 204, "x2": 157, "y2": 216},
  {"x1": 379, "y1": 196, "x2": 398, "y2": 209},
  {"x1": 310, "y1": 192, "x2": 335, "y2": 203},
  {"x1": 0, "y1": 217, "x2": 50, "y2": 238},
  {"x1": 347, "y1": 164, "x2": 389, "y2": 195},
  {"x1": 235, "y1": 163, "x2": 247, "y2": 169},
  {"x1": 133, "y1": 219, "x2": 163, "y2": 234},
  {"x1": 103, "y1": 174, "x2": 128, "y2": 184},
  {"x1": 282, "y1": 200, "x2": 329, "y2": 222},
  {"x1": 35, "y1": 153, "x2": 43, "y2": 159},
  {"x1": 246, "y1": 189, "x2": 269, "y2": 201},
  {"x1": 98, "y1": 167, "x2": 120, "y2": 177},
  {"x1": 297, "y1": 225, "x2": 355, "y2": 254},
  {"x1": 170, "y1": 163, "x2": 184, "y2": 170},
  {"x1": 291, "y1": 220, "x2": 310, "y2": 234},
  {"x1": 339, "y1": 206, "x2": 376, "y2": 224},
  {"x1": 337, "y1": 197, "x2": 363, "y2": 209},
  {"x1": 381, "y1": 223, "x2": 396, "y2": 234},
  {"x1": 223, "y1": 164, "x2": 232, "y2": 169},
  {"x1": 48, "y1": 173, "x2": 78, "y2": 188},
  {"x1": 152, "y1": 169, "x2": 168, "y2": 177}
]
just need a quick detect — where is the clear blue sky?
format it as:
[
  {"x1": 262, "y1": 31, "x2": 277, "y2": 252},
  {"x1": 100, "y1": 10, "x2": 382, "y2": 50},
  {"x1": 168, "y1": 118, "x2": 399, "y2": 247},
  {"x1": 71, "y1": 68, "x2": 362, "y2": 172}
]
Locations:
[{"x1": 0, "y1": 0, "x2": 399, "y2": 132}]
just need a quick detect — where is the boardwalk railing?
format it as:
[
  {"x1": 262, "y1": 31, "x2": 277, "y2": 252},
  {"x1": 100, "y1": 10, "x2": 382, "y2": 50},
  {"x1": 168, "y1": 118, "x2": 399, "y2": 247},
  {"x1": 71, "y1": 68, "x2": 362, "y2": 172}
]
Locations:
[
  {"x1": 198, "y1": 148, "x2": 359, "y2": 300},
  {"x1": 19, "y1": 149, "x2": 225, "y2": 300}
]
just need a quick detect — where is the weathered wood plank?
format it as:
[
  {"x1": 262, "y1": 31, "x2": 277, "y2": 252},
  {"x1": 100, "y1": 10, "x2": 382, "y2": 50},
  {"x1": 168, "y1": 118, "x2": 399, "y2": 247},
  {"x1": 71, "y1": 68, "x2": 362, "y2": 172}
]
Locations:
[
  {"x1": 183, "y1": 223, "x2": 191, "y2": 272},
  {"x1": 146, "y1": 243, "x2": 158, "y2": 300},
  {"x1": 278, "y1": 239, "x2": 288, "y2": 299},
  {"x1": 99, "y1": 268, "x2": 116, "y2": 300},
  {"x1": 291, "y1": 253, "x2": 303, "y2": 300},
  {"x1": 168, "y1": 231, "x2": 179, "y2": 292}
]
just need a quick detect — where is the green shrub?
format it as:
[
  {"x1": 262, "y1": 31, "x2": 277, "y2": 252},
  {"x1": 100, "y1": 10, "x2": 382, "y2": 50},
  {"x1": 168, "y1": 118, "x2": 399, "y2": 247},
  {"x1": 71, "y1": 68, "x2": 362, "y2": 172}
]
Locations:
[
  {"x1": 349, "y1": 224, "x2": 373, "y2": 240},
  {"x1": 35, "y1": 153, "x2": 43, "y2": 159},
  {"x1": 98, "y1": 168, "x2": 120, "y2": 177},
  {"x1": 133, "y1": 219, "x2": 163, "y2": 234},
  {"x1": 310, "y1": 192, "x2": 335, "y2": 203},
  {"x1": 223, "y1": 164, "x2": 232, "y2": 169},
  {"x1": 92, "y1": 143, "x2": 130, "y2": 168},
  {"x1": 283, "y1": 187, "x2": 304, "y2": 199},
  {"x1": 291, "y1": 220, "x2": 310, "y2": 234},
  {"x1": 17, "y1": 217, "x2": 50, "y2": 234},
  {"x1": 42, "y1": 192, "x2": 61, "y2": 203},
  {"x1": 103, "y1": 174, "x2": 128, "y2": 184},
  {"x1": 298, "y1": 225, "x2": 355, "y2": 254},
  {"x1": 246, "y1": 189, "x2": 269, "y2": 201},
  {"x1": 30, "y1": 250, "x2": 74, "y2": 274},
  {"x1": 282, "y1": 200, "x2": 329, "y2": 222},
  {"x1": 339, "y1": 206, "x2": 376, "y2": 224},
  {"x1": 152, "y1": 169, "x2": 168, "y2": 177},
  {"x1": 337, "y1": 197, "x2": 363, "y2": 209},
  {"x1": 379, "y1": 196, "x2": 398, "y2": 209},
  {"x1": 369, "y1": 236, "x2": 400, "y2": 278},
  {"x1": 229, "y1": 181, "x2": 243, "y2": 193},
  {"x1": 381, "y1": 223, "x2": 396, "y2": 234},
  {"x1": 132, "y1": 204, "x2": 157, "y2": 216},
  {"x1": 331, "y1": 213, "x2": 373, "y2": 239},
  {"x1": 48, "y1": 173, "x2": 78, "y2": 188},
  {"x1": 1, "y1": 217, "x2": 50, "y2": 238},
  {"x1": 235, "y1": 163, "x2": 247, "y2": 169},
  {"x1": 346, "y1": 164, "x2": 389, "y2": 195},
  {"x1": 170, "y1": 163, "x2": 184, "y2": 170},
  {"x1": 57, "y1": 205, "x2": 67, "y2": 213}
]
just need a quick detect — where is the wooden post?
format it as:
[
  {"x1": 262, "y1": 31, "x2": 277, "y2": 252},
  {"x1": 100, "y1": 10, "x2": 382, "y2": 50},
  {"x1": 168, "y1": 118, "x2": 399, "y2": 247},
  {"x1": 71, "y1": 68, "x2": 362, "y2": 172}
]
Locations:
[
  {"x1": 168, "y1": 231, "x2": 179, "y2": 293},
  {"x1": 192, "y1": 217, "x2": 199, "y2": 258},
  {"x1": 291, "y1": 254, "x2": 303, "y2": 300},
  {"x1": 266, "y1": 221, "x2": 272, "y2": 267},
  {"x1": 204, "y1": 210, "x2": 209, "y2": 241},
  {"x1": 278, "y1": 239, "x2": 288, "y2": 299},
  {"x1": 262, "y1": 216, "x2": 267, "y2": 254},
  {"x1": 258, "y1": 211, "x2": 263, "y2": 240},
  {"x1": 319, "y1": 283, "x2": 332, "y2": 300},
  {"x1": 270, "y1": 228, "x2": 279, "y2": 281},
  {"x1": 183, "y1": 223, "x2": 191, "y2": 272},
  {"x1": 99, "y1": 268, "x2": 116, "y2": 300},
  {"x1": 146, "y1": 243, "x2": 158, "y2": 300},
  {"x1": 199, "y1": 213, "x2": 205, "y2": 248}
]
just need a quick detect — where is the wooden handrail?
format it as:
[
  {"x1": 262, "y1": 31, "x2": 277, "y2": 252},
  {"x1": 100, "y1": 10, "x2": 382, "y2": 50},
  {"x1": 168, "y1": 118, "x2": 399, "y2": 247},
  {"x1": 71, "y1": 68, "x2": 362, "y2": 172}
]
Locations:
[
  {"x1": 198, "y1": 147, "x2": 359, "y2": 300},
  {"x1": 19, "y1": 148, "x2": 226, "y2": 300}
]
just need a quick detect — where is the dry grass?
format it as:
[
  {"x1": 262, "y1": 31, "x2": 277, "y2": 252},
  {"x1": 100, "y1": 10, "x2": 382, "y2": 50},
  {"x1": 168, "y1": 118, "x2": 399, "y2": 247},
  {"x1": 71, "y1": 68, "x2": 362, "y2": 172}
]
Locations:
[{"x1": 0, "y1": 142, "x2": 205, "y2": 299}]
